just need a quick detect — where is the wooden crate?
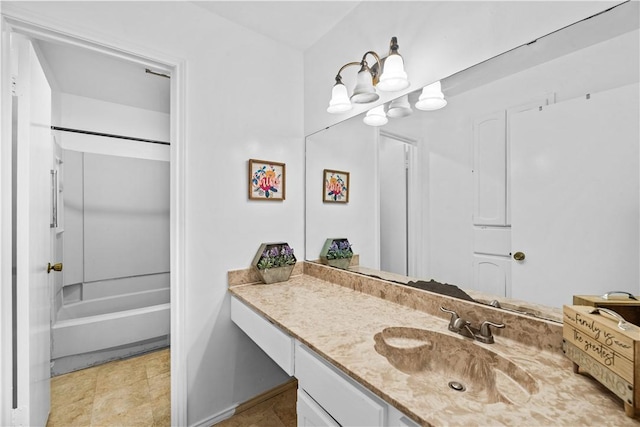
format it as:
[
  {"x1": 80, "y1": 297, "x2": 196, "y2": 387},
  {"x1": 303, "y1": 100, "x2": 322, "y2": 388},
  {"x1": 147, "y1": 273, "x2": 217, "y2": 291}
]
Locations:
[
  {"x1": 563, "y1": 305, "x2": 640, "y2": 417},
  {"x1": 573, "y1": 293, "x2": 640, "y2": 326}
]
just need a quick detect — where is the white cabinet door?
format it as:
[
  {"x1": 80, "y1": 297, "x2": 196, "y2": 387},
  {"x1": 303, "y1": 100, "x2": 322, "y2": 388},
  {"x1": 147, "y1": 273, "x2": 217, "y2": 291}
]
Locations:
[
  {"x1": 473, "y1": 111, "x2": 507, "y2": 225},
  {"x1": 297, "y1": 390, "x2": 340, "y2": 427},
  {"x1": 511, "y1": 83, "x2": 640, "y2": 307}
]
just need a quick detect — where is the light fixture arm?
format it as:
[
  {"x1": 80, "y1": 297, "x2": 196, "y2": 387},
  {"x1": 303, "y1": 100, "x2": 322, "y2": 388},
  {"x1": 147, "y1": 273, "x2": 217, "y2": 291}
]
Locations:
[
  {"x1": 333, "y1": 50, "x2": 382, "y2": 85},
  {"x1": 359, "y1": 51, "x2": 383, "y2": 85},
  {"x1": 334, "y1": 61, "x2": 361, "y2": 84}
]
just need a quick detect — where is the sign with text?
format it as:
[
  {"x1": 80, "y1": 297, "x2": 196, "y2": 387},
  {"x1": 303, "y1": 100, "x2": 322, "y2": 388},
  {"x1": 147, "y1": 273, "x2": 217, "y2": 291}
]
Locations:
[{"x1": 563, "y1": 305, "x2": 639, "y2": 417}]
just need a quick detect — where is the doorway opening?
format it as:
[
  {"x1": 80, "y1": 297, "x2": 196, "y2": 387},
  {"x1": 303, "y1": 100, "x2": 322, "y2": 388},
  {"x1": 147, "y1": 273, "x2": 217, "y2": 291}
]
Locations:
[{"x1": 2, "y1": 16, "x2": 185, "y2": 426}]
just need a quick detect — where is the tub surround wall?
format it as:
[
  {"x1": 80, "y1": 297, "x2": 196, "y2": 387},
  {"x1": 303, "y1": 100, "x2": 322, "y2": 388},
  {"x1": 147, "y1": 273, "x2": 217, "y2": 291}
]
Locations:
[{"x1": 229, "y1": 262, "x2": 634, "y2": 425}]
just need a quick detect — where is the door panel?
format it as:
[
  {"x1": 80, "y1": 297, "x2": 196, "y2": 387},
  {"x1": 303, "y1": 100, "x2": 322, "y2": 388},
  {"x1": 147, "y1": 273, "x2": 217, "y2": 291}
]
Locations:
[
  {"x1": 13, "y1": 34, "x2": 52, "y2": 426},
  {"x1": 473, "y1": 254, "x2": 510, "y2": 297},
  {"x1": 473, "y1": 111, "x2": 506, "y2": 226},
  {"x1": 511, "y1": 83, "x2": 639, "y2": 308},
  {"x1": 379, "y1": 135, "x2": 408, "y2": 275}
]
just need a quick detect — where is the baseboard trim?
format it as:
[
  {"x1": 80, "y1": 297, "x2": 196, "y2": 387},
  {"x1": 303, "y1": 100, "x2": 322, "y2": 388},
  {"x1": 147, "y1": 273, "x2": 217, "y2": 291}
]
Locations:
[
  {"x1": 190, "y1": 406, "x2": 236, "y2": 427},
  {"x1": 195, "y1": 377, "x2": 298, "y2": 427},
  {"x1": 234, "y1": 377, "x2": 297, "y2": 415}
]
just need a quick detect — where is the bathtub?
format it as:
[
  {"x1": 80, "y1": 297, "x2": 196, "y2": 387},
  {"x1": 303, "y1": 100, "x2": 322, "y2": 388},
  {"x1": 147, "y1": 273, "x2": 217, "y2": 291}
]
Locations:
[{"x1": 52, "y1": 278, "x2": 170, "y2": 375}]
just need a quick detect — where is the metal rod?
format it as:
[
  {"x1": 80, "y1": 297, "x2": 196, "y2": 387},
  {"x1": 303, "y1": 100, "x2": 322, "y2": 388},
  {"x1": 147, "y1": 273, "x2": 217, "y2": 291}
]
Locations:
[
  {"x1": 51, "y1": 126, "x2": 170, "y2": 146},
  {"x1": 145, "y1": 68, "x2": 171, "y2": 79}
]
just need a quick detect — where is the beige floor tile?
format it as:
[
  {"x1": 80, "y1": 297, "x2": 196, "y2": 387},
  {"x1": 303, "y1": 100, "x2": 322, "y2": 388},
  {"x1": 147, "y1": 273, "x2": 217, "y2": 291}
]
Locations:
[
  {"x1": 48, "y1": 350, "x2": 173, "y2": 427},
  {"x1": 146, "y1": 354, "x2": 170, "y2": 379},
  {"x1": 148, "y1": 371, "x2": 170, "y2": 394},
  {"x1": 91, "y1": 379, "x2": 152, "y2": 426},
  {"x1": 95, "y1": 359, "x2": 148, "y2": 394},
  {"x1": 50, "y1": 368, "x2": 98, "y2": 407},
  {"x1": 91, "y1": 401, "x2": 155, "y2": 427},
  {"x1": 47, "y1": 395, "x2": 94, "y2": 427},
  {"x1": 150, "y1": 386, "x2": 171, "y2": 427}
]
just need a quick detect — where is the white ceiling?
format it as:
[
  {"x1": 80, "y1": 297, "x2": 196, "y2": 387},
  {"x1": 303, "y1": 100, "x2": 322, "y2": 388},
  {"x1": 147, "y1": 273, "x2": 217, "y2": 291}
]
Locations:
[
  {"x1": 34, "y1": 1, "x2": 358, "y2": 115},
  {"x1": 191, "y1": 1, "x2": 360, "y2": 52},
  {"x1": 35, "y1": 38, "x2": 172, "y2": 114}
]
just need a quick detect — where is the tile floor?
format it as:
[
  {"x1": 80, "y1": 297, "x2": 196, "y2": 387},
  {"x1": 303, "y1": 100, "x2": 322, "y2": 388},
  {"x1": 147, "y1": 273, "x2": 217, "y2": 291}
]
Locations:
[
  {"x1": 47, "y1": 347, "x2": 296, "y2": 427},
  {"x1": 47, "y1": 348, "x2": 170, "y2": 427}
]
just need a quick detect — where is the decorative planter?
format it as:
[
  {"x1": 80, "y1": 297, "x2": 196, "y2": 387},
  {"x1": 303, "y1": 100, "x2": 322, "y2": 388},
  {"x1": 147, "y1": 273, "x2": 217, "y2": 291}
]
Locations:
[
  {"x1": 326, "y1": 258, "x2": 351, "y2": 270},
  {"x1": 251, "y1": 242, "x2": 297, "y2": 284},
  {"x1": 256, "y1": 265, "x2": 295, "y2": 284},
  {"x1": 319, "y1": 238, "x2": 353, "y2": 270}
]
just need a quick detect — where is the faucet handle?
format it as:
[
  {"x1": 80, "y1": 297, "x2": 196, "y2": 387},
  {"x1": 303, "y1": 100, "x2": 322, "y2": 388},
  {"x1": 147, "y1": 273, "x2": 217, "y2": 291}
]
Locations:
[
  {"x1": 440, "y1": 306, "x2": 460, "y2": 328},
  {"x1": 478, "y1": 321, "x2": 505, "y2": 344}
]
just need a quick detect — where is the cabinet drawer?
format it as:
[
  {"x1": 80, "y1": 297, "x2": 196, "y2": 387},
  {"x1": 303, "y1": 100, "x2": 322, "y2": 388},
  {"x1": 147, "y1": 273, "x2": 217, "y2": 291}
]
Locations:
[
  {"x1": 297, "y1": 389, "x2": 340, "y2": 427},
  {"x1": 230, "y1": 296, "x2": 294, "y2": 375},
  {"x1": 295, "y1": 342, "x2": 385, "y2": 426}
]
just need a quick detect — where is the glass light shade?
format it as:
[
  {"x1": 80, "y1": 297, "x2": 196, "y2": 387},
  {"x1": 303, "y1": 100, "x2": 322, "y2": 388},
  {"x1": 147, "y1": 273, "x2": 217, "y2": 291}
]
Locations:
[
  {"x1": 351, "y1": 69, "x2": 379, "y2": 104},
  {"x1": 377, "y1": 54, "x2": 410, "y2": 92},
  {"x1": 363, "y1": 105, "x2": 388, "y2": 126},
  {"x1": 327, "y1": 82, "x2": 352, "y2": 113},
  {"x1": 415, "y1": 81, "x2": 447, "y2": 111},
  {"x1": 386, "y1": 94, "x2": 413, "y2": 118}
]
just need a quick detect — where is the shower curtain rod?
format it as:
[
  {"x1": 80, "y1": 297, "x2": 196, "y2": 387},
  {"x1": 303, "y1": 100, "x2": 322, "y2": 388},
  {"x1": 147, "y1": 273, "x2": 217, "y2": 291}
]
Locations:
[{"x1": 51, "y1": 126, "x2": 170, "y2": 146}]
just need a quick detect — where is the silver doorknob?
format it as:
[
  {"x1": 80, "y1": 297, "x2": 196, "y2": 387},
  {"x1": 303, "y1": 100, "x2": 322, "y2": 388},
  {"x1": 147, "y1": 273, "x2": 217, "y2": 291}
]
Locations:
[
  {"x1": 47, "y1": 262, "x2": 63, "y2": 273},
  {"x1": 513, "y1": 252, "x2": 525, "y2": 261}
]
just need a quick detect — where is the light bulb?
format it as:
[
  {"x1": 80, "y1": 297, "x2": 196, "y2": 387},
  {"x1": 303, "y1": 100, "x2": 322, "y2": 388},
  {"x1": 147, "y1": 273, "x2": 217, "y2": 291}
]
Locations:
[
  {"x1": 415, "y1": 81, "x2": 447, "y2": 111},
  {"x1": 363, "y1": 105, "x2": 388, "y2": 126},
  {"x1": 377, "y1": 54, "x2": 409, "y2": 92},
  {"x1": 327, "y1": 82, "x2": 352, "y2": 113}
]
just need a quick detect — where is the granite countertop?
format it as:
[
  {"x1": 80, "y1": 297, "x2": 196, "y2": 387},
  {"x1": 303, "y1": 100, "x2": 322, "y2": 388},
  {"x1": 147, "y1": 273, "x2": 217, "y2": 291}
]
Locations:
[{"x1": 228, "y1": 264, "x2": 638, "y2": 426}]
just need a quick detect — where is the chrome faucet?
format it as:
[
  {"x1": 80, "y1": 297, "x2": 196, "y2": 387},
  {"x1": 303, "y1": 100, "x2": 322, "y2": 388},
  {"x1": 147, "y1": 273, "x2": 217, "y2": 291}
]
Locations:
[{"x1": 440, "y1": 306, "x2": 505, "y2": 344}]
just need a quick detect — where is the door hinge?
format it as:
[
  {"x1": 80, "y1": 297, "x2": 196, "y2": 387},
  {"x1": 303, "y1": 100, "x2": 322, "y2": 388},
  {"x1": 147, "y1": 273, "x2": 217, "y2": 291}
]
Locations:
[
  {"x1": 11, "y1": 75, "x2": 18, "y2": 96},
  {"x1": 12, "y1": 406, "x2": 27, "y2": 426}
]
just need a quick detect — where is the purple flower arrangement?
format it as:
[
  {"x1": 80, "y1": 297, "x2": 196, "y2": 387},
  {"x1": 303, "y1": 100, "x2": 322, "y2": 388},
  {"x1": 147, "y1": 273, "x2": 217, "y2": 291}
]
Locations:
[{"x1": 256, "y1": 244, "x2": 296, "y2": 270}]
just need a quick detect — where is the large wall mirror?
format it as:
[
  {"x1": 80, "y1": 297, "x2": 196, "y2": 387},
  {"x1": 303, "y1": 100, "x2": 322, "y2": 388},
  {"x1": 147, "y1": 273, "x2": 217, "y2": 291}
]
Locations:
[{"x1": 305, "y1": 2, "x2": 639, "y2": 321}]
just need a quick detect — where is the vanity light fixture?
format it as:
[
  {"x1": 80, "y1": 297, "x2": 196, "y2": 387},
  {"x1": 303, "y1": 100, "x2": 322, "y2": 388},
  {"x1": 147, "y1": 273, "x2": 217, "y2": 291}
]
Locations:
[
  {"x1": 386, "y1": 94, "x2": 413, "y2": 118},
  {"x1": 415, "y1": 80, "x2": 447, "y2": 111},
  {"x1": 327, "y1": 37, "x2": 410, "y2": 114},
  {"x1": 363, "y1": 105, "x2": 388, "y2": 126}
]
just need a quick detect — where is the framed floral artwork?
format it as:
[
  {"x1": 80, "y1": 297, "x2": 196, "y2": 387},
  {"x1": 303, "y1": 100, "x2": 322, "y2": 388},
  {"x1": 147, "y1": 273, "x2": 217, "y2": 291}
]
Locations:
[
  {"x1": 249, "y1": 159, "x2": 286, "y2": 200},
  {"x1": 323, "y1": 169, "x2": 349, "y2": 203}
]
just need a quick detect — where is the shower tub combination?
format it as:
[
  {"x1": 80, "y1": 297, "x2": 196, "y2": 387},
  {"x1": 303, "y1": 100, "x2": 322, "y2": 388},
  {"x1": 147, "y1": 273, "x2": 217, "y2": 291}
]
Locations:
[{"x1": 51, "y1": 273, "x2": 170, "y2": 375}]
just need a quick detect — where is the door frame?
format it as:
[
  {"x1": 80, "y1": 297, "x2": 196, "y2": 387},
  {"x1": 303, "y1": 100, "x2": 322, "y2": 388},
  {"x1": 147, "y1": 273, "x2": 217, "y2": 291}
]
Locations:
[
  {"x1": 0, "y1": 13, "x2": 187, "y2": 426},
  {"x1": 378, "y1": 130, "x2": 421, "y2": 278}
]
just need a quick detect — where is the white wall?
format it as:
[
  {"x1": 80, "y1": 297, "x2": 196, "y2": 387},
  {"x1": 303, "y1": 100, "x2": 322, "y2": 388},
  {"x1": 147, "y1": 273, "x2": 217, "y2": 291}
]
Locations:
[
  {"x1": 304, "y1": 1, "x2": 622, "y2": 134},
  {"x1": 2, "y1": 2, "x2": 302, "y2": 425}
]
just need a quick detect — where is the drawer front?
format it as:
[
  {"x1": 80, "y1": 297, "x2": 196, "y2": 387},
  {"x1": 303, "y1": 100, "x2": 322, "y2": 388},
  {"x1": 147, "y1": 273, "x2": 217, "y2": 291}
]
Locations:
[
  {"x1": 295, "y1": 343, "x2": 385, "y2": 426},
  {"x1": 230, "y1": 297, "x2": 294, "y2": 375},
  {"x1": 297, "y1": 389, "x2": 340, "y2": 427}
]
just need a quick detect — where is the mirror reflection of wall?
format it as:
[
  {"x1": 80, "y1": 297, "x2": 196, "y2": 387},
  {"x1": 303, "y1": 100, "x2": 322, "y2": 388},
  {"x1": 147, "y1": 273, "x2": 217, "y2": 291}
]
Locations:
[{"x1": 305, "y1": 4, "x2": 640, "y2": 312}]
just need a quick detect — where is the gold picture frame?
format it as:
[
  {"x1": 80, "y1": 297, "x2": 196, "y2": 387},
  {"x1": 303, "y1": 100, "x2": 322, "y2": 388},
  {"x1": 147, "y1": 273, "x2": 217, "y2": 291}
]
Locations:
[
  {"x1": 248, "y1": 159, "x2": 286, "y2": 201},
  {"x1": 323, "y1": 169, "x2": 349, "y2": 203}
]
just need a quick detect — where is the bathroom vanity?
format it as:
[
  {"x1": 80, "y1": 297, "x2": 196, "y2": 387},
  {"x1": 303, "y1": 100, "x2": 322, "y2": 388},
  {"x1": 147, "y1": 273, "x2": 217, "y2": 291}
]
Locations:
[{"x1": 229, "y1": 262, "x2": 638, "y2": 426}]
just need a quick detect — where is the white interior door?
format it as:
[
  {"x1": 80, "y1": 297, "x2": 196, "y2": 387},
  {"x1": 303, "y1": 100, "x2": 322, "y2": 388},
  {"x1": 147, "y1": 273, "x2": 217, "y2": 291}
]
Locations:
[
  {"x1": 379, "y1": 135, "x2": 408, "y2": 276},
  {"x1": 13, "y1": 34, "x2": 53, "y2": 426},
  {"x1": 511, "y1": 83, "x2": 639, "y2": 308}
]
